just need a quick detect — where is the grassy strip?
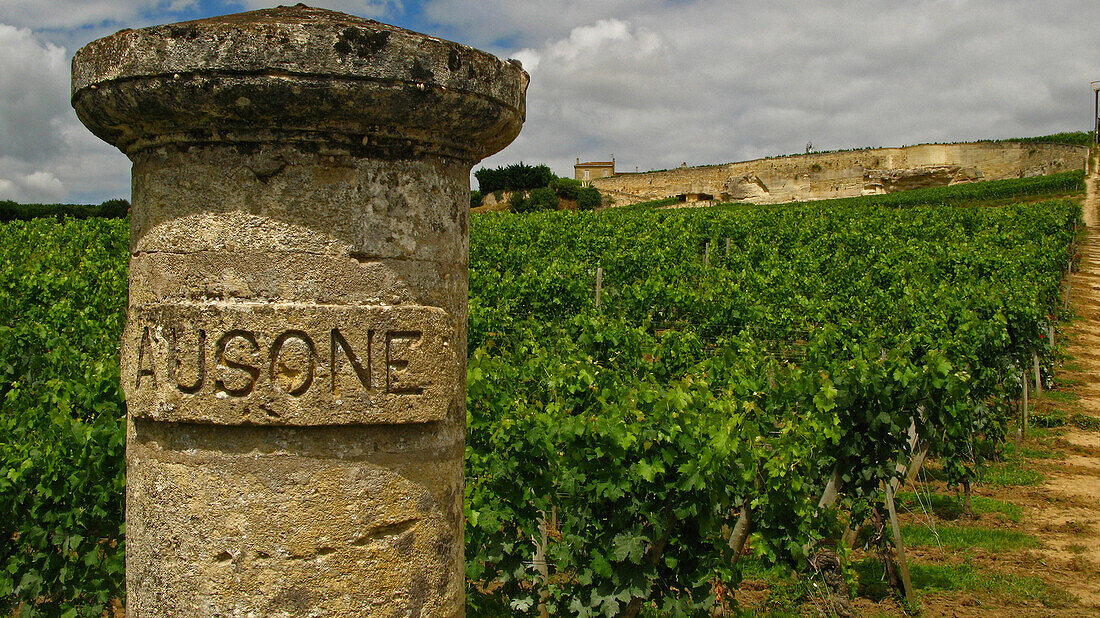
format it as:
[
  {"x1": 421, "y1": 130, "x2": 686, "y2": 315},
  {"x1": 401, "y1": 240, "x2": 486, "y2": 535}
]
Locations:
[
  {"x1": 854, "y1": 559, "x2": 1075, "y2": 608},
  {"x1": 915, "y1": 562, "x2": 1073, "y2": 608},
  {"x1": 896, "y1": 491, "x2": 1023, "y2": 522},
  {"x1": 1043, "y1": 389, "x2": 1079, "y2": 404},
  {"x1": 982, "y1": 458, "x2": 1045, "y2": 486},
  {"x1": 1069, "y1": 413, "x2": 1100, "y2": 431},
  {"x1": 1031, "y1": 409, "x2": 1069, "y2": 428},
  {"x1": 1001, "y1": 439, "x2": 1060, "y2": 460},
  {"x1": 901, "y1": 525, "x2": 1038, "y2": 552}
]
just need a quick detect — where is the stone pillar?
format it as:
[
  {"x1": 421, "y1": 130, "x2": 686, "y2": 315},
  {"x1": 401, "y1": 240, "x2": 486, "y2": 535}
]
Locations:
[{"x1": 71, "y1": 6, "x2": 526, "y2": 615}]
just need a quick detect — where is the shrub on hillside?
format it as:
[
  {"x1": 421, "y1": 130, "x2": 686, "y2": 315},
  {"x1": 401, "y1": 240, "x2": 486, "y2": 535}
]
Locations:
[
  {"x1": 470, "y1": 190, "x2": 483, "y2": 209},
  {"x1": 506, "y1": 188, "x2": 559, "y2": 213},
  {"x1": 527, "y1": 187, "x2": 559, "y2": 212},
  {"x1": 577, "y1": 187, "x2": 602, "y2": 211},
  {"x1": 506, "y1": 191, "x2": 529, "y2": 212},
  {"x1": 1010, "y1": 132, "x2": 1094, "y2": 148},
  {"x1": 549, "y1": 177, "x2": 581, "y2": 201}
]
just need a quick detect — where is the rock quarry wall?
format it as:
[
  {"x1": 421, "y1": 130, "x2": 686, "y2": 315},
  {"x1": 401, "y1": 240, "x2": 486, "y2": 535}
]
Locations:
[{"x1": 592, "y1": 142, "x2": 1089, "y2": 205}]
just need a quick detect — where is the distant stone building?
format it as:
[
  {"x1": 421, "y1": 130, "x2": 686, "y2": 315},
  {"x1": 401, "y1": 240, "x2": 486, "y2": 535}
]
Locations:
[{"x1": 574, "y1": 158, "x2": 615, "y2": 184}]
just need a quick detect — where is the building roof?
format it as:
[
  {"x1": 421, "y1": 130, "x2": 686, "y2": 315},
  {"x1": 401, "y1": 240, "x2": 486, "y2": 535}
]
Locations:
[{"x1": 575, "y1": 161, "x2": 615, "y2": 167}]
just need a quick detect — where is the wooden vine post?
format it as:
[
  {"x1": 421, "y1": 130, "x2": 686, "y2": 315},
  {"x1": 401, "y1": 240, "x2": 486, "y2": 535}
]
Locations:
[
  {"x1": 1021, "y1": 367, "x2": 1030, "y2": 441},
  {"x1": 1034, "y1": 351, "x2": 1042, "y2": 398},
  {"x1": 883, "y1": 483, "x2": 915, "y2": 601},
  {"x1": 596, "y1": 266, "x2": 604, "y2": 308}
]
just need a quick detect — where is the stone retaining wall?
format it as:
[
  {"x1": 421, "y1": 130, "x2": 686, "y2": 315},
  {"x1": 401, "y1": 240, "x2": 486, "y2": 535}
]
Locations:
[{"x1": 593, "y1": 142, "x2": 1088, "y2": 205}]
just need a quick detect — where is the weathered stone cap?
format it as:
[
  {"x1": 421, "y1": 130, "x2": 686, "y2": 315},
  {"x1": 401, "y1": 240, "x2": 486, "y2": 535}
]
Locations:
[{"x1": 72, "y1": 4, "x2": 528, "y2": 161}]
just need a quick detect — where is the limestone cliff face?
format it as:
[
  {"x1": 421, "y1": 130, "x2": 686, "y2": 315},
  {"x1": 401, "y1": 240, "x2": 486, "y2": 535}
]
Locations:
[{"x1": 593, "y1": 142, "x2": 1088, "y2": 206}]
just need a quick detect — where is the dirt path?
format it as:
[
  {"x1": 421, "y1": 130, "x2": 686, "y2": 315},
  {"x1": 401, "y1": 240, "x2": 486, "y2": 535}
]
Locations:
[{"x1": 1026, "y1": 151, "x2": 1100, "y2": 610}]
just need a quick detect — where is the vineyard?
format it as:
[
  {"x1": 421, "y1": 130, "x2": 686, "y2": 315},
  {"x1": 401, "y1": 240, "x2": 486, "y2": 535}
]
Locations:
[
  {"x1": 0, "y1": 170, "x2": 1088, "y2": 615},
  {"x1": 0, "y1": 217, "x2": 128, "y2": 614},
  {"x1": 465, "y1": 171, "x2": 1083, "y2": 615}
]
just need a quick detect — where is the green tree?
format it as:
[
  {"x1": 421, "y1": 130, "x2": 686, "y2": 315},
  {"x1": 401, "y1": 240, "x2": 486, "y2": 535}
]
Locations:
[
  {"x1": 474, "y1": 162, "x2": 555, "y2": 194},
  {"x1": 527, "y1": 187, "x2": 559, "y2": 212},
  {"x1": 549, "y1": 177, "x2": 582, "y2": 201}
]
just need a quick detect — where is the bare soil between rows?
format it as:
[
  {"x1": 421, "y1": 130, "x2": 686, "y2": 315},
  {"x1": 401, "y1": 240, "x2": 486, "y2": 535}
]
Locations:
[{"x1": 1015, "y1": 158, "x2": 1100, "y2": 614}]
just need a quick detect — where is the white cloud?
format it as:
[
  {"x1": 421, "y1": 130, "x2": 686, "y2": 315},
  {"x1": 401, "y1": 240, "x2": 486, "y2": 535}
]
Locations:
[
  {"x1": 0, "y1": 0, "x2": 186, "y2": 30},
  {"x1": 0, "y1": 171, "x2": 66, "y2": 203},
  {"x1": 468, "y1": 0, "x2": 1100, "y2": 180},
  {"x1": 0, "y1": 23, "x2": 130, "y2": 204},
  {"x1": 423, "y1": 0, "x2": 649, "y2": 48},
  {"x1": 0, "y1": 24, "x2": 68, "y2": 161},
  {"x1": 473, "y1": 17, "x2": 687, "y2": 178}
]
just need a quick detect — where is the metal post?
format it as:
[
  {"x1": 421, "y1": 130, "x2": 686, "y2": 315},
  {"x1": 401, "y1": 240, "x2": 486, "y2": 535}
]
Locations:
[{"x1": 1092, "y1": 81, "x2": 1100, "y2": 144}]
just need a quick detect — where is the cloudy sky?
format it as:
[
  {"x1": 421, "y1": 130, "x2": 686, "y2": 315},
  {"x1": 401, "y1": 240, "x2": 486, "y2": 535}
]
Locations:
[{"x1": 1, "y1": 0, "x2": 1098, "y2": 203}]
